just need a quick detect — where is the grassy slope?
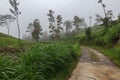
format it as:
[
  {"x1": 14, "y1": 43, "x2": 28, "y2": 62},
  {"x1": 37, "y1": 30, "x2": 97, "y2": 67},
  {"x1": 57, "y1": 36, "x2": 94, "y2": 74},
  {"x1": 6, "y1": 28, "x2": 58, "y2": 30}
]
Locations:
[
  {"x1": 0, "y1": 33, "x2": 18, "y2": 47},
  {"x1": 0, "y1": 32, "x2": 31, "y2": 48}
]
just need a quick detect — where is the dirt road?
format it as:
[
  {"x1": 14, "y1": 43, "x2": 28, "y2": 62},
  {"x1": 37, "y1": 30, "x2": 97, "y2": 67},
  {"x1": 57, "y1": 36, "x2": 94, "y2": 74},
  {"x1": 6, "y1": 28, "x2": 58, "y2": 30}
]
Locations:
[{"x1": 69, "y1": 47, "x2": 120, "y2": 80}]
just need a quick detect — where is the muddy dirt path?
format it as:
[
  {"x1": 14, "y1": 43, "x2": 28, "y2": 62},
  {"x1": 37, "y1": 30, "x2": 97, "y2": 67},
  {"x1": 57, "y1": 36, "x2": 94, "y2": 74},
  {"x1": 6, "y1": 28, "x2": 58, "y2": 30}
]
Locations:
[{"x1": 69, "y1": 47, "x2": 120, "y2": 80}]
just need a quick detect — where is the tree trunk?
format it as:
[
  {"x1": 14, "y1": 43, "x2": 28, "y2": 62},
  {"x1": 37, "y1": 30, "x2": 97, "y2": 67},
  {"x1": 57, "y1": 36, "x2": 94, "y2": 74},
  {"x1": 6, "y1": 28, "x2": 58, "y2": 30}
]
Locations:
[
  {"x1": 101, "y1": 3, "x2": 107, "y2": 18},
  {"x1": 16, "y1": 16, "x2": 21, "y2": 44},
  {"x1": 6, "y1": 25, "x2": 9, "y2": 35}
]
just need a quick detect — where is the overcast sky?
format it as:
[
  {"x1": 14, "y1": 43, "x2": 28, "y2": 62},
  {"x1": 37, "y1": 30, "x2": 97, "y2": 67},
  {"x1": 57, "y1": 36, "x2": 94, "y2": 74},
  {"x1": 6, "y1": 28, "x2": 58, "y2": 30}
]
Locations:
[{"x1": 0, "y1": 0, "x2": 120, "y2": 38}]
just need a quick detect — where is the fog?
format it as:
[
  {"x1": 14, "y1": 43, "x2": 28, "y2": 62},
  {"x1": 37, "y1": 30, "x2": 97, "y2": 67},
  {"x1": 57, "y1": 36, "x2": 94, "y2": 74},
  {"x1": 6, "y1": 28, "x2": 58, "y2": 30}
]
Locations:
[{"x1": 0, "y1": 0, "x2": 120, "y2": 38}]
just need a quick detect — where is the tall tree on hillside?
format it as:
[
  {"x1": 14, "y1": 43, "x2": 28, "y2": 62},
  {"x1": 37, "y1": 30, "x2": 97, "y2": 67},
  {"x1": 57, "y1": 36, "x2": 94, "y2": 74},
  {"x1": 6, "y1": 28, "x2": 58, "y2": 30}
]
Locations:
[
  {"x1": 64, "y1": 20, "x2": 72, "y2": 36},
  {"x1": 55, "y1": 15, "x2": 63, "y2": 40},
  {"x1": 98, "y1": 0, "x2": 107, "y2": 18},
  {"x1": 47, "y1": 10, "x2": 63, "y2": 40},
  {"x1": 73, "y1": 16, "x2": 81, "y2": 34},
  {"x1": 0, "y1": 15, "x2": 5, "y2": 26},
  {"x1": 89, "y1": 16, "x2": 92, "y2": 26},
  {"x1": 85, "y1": 27, "x2": 91, "y2": 39},
  {"x1": 26, "y1": 19, "x2": 42, "y2": 41},
  {"x1": 95, "y1": 11, "x2": 113, "y2": 27},
  {"x1": 98, "y1": 0, "x2": 108, "y2": 27},
  {"x1": 26, "y1": 23, "x2": 34, "y2": 33},
  {"x1": 9, "y1": 0, "x2": 21, "y2": 43},
  {"x1": 0, "y1": 14, "x2": 15, "y2": 35},
  {"x1": 73, "y1": 16, "x2": 85, "y2": 35},
  {"x1": 98, "y1": 0, "x2": 113, "y2": 27},
  {"x1": 118, "y1": 13, "x2": 120, "y2": 21},
  {"x1": 95, "y1": 14, "x2": 103, "y2": 25},
  {"x1": 47, "y1": 10, "x2": 55, "y2": 40},
  {"x1": 32, "y1": 19, "x2": 42, "y2": 41}
]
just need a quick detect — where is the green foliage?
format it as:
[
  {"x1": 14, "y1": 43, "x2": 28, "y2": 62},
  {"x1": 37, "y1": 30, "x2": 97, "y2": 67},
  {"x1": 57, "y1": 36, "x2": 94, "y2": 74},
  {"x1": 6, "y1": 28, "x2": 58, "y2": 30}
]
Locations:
[
  {"x1": 0, "y1": 56, "x2": 17, "y2": 80},
  {"x1": 79, "y1": 23, "x2": 120, "y2": 47},
  {"x1": 103, "y1": 24, "x2": 120, "y2": 44},
  {"x1": 0, "y1": 32, "x2": 30, "y2": 48},
  {"x1": 9, "y1": 0, "x2": 21, "y2": 43},
  {"x1": 20, "y1": 43, "x2": 77, "y2": 80},
  {"x1": 47, "y1": 10, "x2": 63, "y2": 40},
  {"x1": 0, "y1": 42, "x2": 78, "y2": 80},
  {"x1": 85, "y1": 27, "x2": 91, "y2": 39},
  {"x1": 32, "y1": 19, "x2": 42, "y2": 41},
  {"x1": 73, "y1": 42, "x2": 82, "y2": 61}
]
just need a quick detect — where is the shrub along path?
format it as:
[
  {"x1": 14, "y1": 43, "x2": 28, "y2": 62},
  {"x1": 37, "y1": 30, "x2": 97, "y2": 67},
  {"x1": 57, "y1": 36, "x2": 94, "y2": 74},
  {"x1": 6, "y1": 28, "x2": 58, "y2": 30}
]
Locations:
[{"x1": 69, "y1": 47, "x2": 120, "y2": 80}]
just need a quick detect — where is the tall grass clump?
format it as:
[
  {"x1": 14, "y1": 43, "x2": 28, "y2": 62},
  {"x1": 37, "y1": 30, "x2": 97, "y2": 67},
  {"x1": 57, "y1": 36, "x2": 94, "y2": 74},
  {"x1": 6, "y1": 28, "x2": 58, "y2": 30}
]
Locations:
[
  {"x1": 18, "y1": 42, "x2": 77, "y2": 80},
  {"x1": 0, "y1": 56, "x2": 18, "y2": 80}
]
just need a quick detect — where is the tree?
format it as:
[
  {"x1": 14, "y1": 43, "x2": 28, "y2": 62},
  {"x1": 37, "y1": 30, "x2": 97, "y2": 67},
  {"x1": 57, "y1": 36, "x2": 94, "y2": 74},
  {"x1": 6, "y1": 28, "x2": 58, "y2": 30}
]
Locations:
[
  {"x1": 0, "y1": 15, "x2": 4, "y2": 26},
  {"x1": 85, "y1": 27, "x2": 91, "y2": 39},
  {"x1": 73, "y1": 16, "x2": 81, "y2": 34},
  {"x1": 95, "y1": 14, "x2": 103, "y2": 25},
  {"x1": 26, "y1": 19, "x2": 42, "y2": 41},
  {"x1": 98, "y1": 0, "x2": 107, "y2": 18},
  {"x1": 73, "y1": 16, "x2": 85, "y2": 35},
  {"x1": 118, "y1": 13, "x2": 120, "y2": 21},
  {"x1": 95, "y1": 10, "x2": 113, "y2": 27},
  {"x1": 98, "y1": 0, "x2": 113, "y2": 27},
  {"x1": 47, "y1": 10, "x2": 63, "y2": 40},
  {"x1": 55, "y1": 15, "x2": 63, "y2": 40},
  {"x1": 89, "y1": 16, "x2": 92, "y2": 26},
  {"x1": 9, "y1": 0, "x2": 21, "y2": 43},
  {"x1": 0, "y1": 14, "x2": 15, "y2": 35},
  {"x1": 64, "y1": 20, "x2": 72, "y2": 36},
  {"x1": 47, "y1": 10, "x2": 55, "y2": 40}
]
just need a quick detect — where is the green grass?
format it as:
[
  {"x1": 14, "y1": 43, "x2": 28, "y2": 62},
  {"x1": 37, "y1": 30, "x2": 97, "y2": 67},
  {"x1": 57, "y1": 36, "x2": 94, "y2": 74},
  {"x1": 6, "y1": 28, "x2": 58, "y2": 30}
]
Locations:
[
  {"x1": 0, "y1": 32, "x2": 31, "y2": 48},
  {"x1": 0, "y1": 42, "x2": 78, "y2": 80},
  {"x1": 0, "y1": 32, "x2": 33, "y2": 55}
]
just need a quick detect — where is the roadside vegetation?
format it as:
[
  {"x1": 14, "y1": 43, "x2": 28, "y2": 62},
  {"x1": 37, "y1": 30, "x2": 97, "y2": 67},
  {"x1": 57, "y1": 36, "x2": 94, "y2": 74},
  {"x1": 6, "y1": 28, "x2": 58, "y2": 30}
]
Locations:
[{"x1": 0, "y1": 42, "x2": 80, "y2": 80}]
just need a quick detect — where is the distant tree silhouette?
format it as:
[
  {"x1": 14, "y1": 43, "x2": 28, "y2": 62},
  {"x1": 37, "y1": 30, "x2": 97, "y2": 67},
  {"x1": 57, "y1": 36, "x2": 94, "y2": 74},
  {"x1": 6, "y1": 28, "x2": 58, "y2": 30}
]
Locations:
[
  {"x1": 0, "y1": 14, "x2": 15, "y2": 35},
  {"x1": 73, "y1": 16, "x2": 85, "y2": 35},
  {"x1": 95, "y1": 11, "x2": 113, "y2": 27},
  {"x1": 64, "y1": 20, "x2": 72, "y2": 36},
  {"x1": 118, "y1": 13, "x2": 120, "y2": 21},
  {"x1": 55, "y1": 15, "x2": 63, "y2": 40},
  {"x1": 9, "y1": 0, "x2": 21, "y2": 43},
  {"x1": 95, "y1": 14, "x2": 103, "y2": 25},
  {"x1": 73, "y1": 16, "x2": 81, "y2": 34},
  {"x1": 85, "y1": 27, "x2": 91, "y2": 39},
  {"x1": 47, "y1": 10, "x2": 55, "y2": 40},
  {"x1": 26, "y1": 23, "x2": 34, "y2": 33},
  {"x1": 26, "y1": 19, "x2": 42, "y2": 41},
  {"x1": 89, "y1": 16, "x2": 92, "y2": 26},
  {"x1": 47, "y1": 10, "x2": 63, "y2": 40},
  {"x1": 98, "y1": 0, "x2": 113, "y2": 27},
  {"x1": 98, "y1": 0, "x2": 107, "y2": 18}
]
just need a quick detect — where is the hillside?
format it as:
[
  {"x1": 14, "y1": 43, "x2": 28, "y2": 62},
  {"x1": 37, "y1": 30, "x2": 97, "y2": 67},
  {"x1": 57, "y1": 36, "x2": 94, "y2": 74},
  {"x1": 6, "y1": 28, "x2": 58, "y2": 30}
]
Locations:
[
  {"x1": 0, "y1": 32, "x2": 31, "y2": 53},
  {"x1": 0, "y1": 33, "x2": 19, "y2": 47}
]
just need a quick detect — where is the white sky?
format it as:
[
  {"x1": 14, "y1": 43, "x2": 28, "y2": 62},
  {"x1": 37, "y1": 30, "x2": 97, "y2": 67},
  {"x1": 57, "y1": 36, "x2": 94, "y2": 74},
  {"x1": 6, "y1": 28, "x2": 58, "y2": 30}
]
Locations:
[{"x1": 0, "y1": 0, "x2": 120, "y2": 38}]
